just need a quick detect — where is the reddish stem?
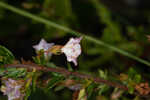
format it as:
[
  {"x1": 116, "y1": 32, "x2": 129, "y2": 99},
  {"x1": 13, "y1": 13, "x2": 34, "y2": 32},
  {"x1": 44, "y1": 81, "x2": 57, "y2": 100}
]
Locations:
[{"x1": 4, "y1": 64, "x2": 128, "y2": 91}]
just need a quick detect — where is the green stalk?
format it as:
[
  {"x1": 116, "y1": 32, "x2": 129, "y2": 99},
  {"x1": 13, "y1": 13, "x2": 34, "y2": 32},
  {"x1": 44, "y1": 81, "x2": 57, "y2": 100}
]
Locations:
[{"x1": 0, "y1": 1, "x2": 150, "y2": 66}]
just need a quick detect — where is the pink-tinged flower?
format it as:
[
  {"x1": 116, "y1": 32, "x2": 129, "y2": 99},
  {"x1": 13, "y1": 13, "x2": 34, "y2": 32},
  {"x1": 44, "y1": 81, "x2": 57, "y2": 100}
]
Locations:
[
  {"x1": 33, "y1": 39, "x2": 54, "y2": 58},
  {"x1": 1, "y1": 79, "x2": 24, "y2": 100},
  {"x1": 61, "y1": 37, "x2": 82, "y2": 66}
]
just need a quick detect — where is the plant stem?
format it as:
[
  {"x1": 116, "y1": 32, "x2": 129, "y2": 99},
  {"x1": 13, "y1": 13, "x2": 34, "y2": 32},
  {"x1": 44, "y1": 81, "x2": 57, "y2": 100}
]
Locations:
[
  {"x1": 0, "y1": 1, "x2": 150, "y2": 66},
  {"x1": 4, "y1": 64, "x2": 128, "y2": 90}
]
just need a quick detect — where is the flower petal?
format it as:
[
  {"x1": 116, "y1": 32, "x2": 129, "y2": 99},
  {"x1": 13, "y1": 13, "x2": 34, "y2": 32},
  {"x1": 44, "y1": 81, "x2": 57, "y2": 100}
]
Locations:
[
  {"x1": 33, "y1": 39, "x2": 54, "y2": 58},
  {"x1": 61, "y1": 37, "x2": 82, "y2": 66}
]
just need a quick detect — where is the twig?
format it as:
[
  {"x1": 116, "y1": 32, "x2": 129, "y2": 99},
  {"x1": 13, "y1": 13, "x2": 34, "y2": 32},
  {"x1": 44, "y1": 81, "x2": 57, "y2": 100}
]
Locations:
[{"x1": 4, "y1": 64, "x2": 128, "y2": 91}]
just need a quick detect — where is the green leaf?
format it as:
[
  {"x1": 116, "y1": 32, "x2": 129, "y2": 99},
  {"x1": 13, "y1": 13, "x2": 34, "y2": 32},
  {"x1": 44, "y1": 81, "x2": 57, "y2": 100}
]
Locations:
[
  {"x1": 47, "y1": 76, "x2": 64, "y2": 90},
  {"x1": 24, "y1": 86, "x2": 32, "y2": 100},
  {"x1": 0, "y1": 68, "x2": 6, "y2": 76},
  {"x1": 98, "y1": 69, "x2": 107, "y2": 79},
  {"x1": 46, "y1": 62, "x2": 62, "y2": 77},
  {"x1": 46, "y1": 62, "x2": 57, "y2": 68},
  {"x1": 128, "y1": 84, "x2": 134, "y2": 94},
  {"x1": 127, "y1": 68, "x2": 141, "y2": 84},
  {"x1": 67, "y1": 62, "x2": 73, "y2": 71},
  {"x1": 87, "y1": 83, "x2": 96, "y2": 99},
  {"x1": 0, "y1": 45, "x2": 14, "y2": 65},
  {"x1": 32, "y1": 72, "x2": 41, "y2": 92},
  {"x1": 54, "y1": 85, "x2": 65, "y2": 91},
  {"x1": 78, "y1": 88, "x2": 87, "y2": 100},
  {"x1": 134, "y1": 74, "x2": 141, "y2": 83},
  {"x1": 32, "y1": 50, "x2": 48, "y2": 65},
  {"x1": 4, "y1": 68, "x2": 27, "y2": 78},
  {"x1": 128, "y1": 68, "x2": 137, "y2": 79},
  {"x1": 24, "y1": 76, "x2": 33, "y2": 100},
  {"x1": 98, "y1": 84, "x2": 110, "y2": 95}
]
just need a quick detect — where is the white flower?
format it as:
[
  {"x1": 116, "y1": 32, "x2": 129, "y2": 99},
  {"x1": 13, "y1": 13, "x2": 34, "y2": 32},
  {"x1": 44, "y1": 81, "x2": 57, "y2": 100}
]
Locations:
[
  {"x1": 33, "y1": 39, "x2": 54, "y2": 58},
  {"x1": 61, "y1": 37, "x2": 82, "y2": 66},
  {"x1": 1, "y1": 79, "x2": 24, "y2": 100}
]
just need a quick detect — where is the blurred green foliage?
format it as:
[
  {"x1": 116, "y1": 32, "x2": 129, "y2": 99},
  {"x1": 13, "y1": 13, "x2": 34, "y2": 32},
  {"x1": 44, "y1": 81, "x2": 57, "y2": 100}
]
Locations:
[{"x1": 0, "y1": 45, "x2": 14, "y2": 65}]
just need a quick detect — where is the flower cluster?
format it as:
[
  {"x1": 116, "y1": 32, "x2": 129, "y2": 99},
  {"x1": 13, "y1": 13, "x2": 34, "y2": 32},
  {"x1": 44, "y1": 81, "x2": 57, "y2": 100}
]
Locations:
[
  {"x1": 33, "y1": 37, "x2": 82, "y2": 66},
  {"x1": 1, "y1": 78, "x2": 25, "y2": 100}
]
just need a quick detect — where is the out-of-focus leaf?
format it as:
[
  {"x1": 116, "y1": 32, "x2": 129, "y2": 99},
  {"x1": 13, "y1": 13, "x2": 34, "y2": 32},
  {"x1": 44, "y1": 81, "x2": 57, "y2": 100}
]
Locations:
[
  {"x1": 67, "y1": 62, "x2": 73, "y2": 71},
  {"x1": 127, "y1": 26, "x2": 147, "y2": 42},
  {"x1": 134, "y1": 96, "x2": 140, "y2": 100},
  {"x1": 98, "y1": 69, "x2": 110, "y2": 95},
  {"x1": 47, "y1": 76, "x2": 64, "y2": 90},
  {"x1": 32, "y1": 50, "x2": 48, "y2": 65},
  {"x1": 0, "y1": 45, "x2": 14, "y2": 65},
  {"x1": 0, "y1": 68, "x2": 5, "y2": 76},
  {"x1": 24, "y1": 85, "x2": 32, "y2": 100},
  {"x1": 54, "y1": 85, "x2": 65, "y2": 91},
  {"x1": 3, "y1": 68, "x2": 27, "y2": 78},
  {"x1": 46, "y1": 62, "x2": 62, "y2": 77},
  {"x1": 134, "y1": 74, "x2": 141, "y2": 83},
  {"x1": 98, "y1": 84, "x2": 110, "y2": 95},
  {"x1": 32, "y1": 72, "x2": 41, "y2": 92},
  {"x1": 41, "y1": 0, "x2": 77, "y2": 38},
  {"x1": 78, "y1": 88, "x2": 87, "y2": 100},
  {"x1": 127, "y1": 68, "x2": 137, "y2": 79},
  {"x1": 99, "y1": 69, "x2": 107, "y2": 79},
  {"x1": 111, "y1": 88, "x2": 123, "y2": 100},
  {"x1": 128, "y1": 84, "x2": 135, "y2": 94},
  {"x1": 87, "y1": 83, "x2": 96, "y2": 99},
  {"x1": 127, "y1": 68, "x2": 142, "y2": 83},
  {"x1": 46, "y1": 62, "x2": 57, "y2": 68}
]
